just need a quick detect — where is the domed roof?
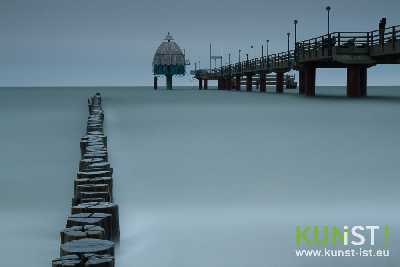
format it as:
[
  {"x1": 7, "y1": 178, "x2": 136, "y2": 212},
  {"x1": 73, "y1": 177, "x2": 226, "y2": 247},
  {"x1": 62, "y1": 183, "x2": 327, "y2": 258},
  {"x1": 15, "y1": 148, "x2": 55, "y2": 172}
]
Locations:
[{"x1": 153, "y1": 33, "x2": 185, "y2": 66}]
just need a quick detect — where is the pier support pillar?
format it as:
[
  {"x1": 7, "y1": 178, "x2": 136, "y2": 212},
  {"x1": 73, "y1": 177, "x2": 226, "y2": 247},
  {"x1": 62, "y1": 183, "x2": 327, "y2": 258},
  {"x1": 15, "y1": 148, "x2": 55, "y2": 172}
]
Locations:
[
  {"x1": 347, "y1": 65, "x2": 368, "y2": 97},
  {"x1": 154, "y1": 76, "x2": 158, "y2": 90},
  {"x1": 260, "y1": 73, "x2": 266, "y2": 93},
  {"x1": 304, "y1": 65, "x2": 316, "y2": 96},
  {"x1": 228, "y1": 77, "x2": 233, "y2": 90},
  {"x1": 276, "y1": 72, "x2": 284, "y2": 93},
  {"x1": 204, "y1": 79, "x2": 208, "y2": 90},
  {"x1": 299, "y1": 70, "x2": 305, "y2": 95},
  {"x1": 236, "y1": 76, "x2": 241, "y2": 91},
  {"x1": 166, "y1": 74, "x2": 173, "y2": 90},
  {"x1": 198, "y1": 79, "x2": 203, "y2": 90},
  {"x1": 246, "y1": 74, "x2": 252, "y2": 92}
]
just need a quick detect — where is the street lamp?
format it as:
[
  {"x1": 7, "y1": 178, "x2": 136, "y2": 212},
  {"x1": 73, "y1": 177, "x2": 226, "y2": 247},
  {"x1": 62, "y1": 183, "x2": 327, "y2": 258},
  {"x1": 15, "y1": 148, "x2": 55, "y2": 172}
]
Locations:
[
  {"x1": 238, "y1": 49, "x2": 241, "y2": 63},
  {"x1": 326, "y1": 6, "x2": 331, "y2": 35},
  {"x1": 266, "y1": 40, "x2": 270, "y2": 66},
  {"x1": 228, "y1": 53, "x2": 231, "y2": 65},
  {"x1": 287, "y1": 32, "x2": 290, "y2": 54},
  {"x1": 294, "y1": 20, "x2": 298, "y2": 60}
]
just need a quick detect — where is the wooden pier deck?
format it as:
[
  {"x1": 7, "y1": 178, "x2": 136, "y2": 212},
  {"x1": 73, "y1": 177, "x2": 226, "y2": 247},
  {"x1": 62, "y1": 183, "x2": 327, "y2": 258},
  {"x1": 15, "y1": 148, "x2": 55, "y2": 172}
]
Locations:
[{"x1": 194, "y1": 22, "x2": 400, "y2": 97}]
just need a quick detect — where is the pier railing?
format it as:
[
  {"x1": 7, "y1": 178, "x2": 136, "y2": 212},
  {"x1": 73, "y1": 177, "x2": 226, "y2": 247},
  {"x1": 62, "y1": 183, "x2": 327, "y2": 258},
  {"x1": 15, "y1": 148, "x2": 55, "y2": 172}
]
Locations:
[
  {"x1": 195, "y1": 24, "x2": 400, "y2": 79},
  {"x1": 207, "y1": 50, "x2": 295, "y2": 78}
]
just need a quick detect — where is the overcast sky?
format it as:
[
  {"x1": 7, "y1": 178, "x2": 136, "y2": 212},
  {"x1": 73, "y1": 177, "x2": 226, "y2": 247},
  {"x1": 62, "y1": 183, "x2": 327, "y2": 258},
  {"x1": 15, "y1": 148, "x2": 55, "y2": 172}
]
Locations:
[{"x1": 2, "y1": 0, "x2": 400, "y2": 86}]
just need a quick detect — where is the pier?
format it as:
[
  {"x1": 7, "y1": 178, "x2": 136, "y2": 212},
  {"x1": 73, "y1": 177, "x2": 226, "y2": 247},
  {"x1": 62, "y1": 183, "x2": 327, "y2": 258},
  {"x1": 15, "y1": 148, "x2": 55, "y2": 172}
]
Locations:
[
  {"x1": 194, "y1": 20, "x2": 400, "y2": 97},
  {"x1": 52, "y1": 93, "x2": 119, "y2": 267}
]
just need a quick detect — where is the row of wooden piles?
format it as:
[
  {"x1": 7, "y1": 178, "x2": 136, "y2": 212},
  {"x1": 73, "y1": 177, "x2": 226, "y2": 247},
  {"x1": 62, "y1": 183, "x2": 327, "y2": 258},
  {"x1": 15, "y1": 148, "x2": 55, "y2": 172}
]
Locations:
[{"x1": 52, "y1": 93, "x2": 119, "y2": 267}]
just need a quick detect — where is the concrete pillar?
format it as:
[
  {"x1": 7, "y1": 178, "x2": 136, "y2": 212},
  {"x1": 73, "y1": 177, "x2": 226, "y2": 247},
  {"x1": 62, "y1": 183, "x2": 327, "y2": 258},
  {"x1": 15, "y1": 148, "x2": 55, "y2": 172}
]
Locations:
[
  {"x1": 298, "y1": 70, "x2": 305, "y2": 95},
  {"x1": 204, "y1": 79, "x2": 208, "y2": 90},
  {"x1": 198, "y1": 79, "x2": 203, "y2": 90},
  {"x1": 235, "y1": 76, "x2": 241, "y2": 91},
  {"x1": 347, "y1": 65, "x2": 368, "y2": 97},
  {"x1": 166, "y1": 74, "x2": 172, "y2": 90},
  {"x1": 226, "y1": 77, "x2": 232, "y2": 90},
  {"x1": 276, "y1": 72, "x2": 284, "y2": 93},
  {"x1": 360, "y1": 67, "x2": 367, "y2": 97},
  {"x1": 304, "y1": 66, "x2": 316, "y2": 96},
  {"x1": 246, "y1": 74, "x2": 252, "y2": 92},
  {"x1": 260, "y1": 73, "x2": 266, "y2": 93},
  {"x1": 153, "y1": 76, "x2": 158, "y2": 90}
]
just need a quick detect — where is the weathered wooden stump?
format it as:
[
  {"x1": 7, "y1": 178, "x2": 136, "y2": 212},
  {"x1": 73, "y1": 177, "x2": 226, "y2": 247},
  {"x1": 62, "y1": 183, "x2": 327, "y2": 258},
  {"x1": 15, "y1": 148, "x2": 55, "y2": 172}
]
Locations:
[
  {"x1": 67, "y1": 213, "x2": 113, "y2": 240},
  {"x1": 80, "y1": 164, "x2": 112, "y2": 174},
  {"x1": 81, "y1": 197, "x2": 106, "y2": 203},
  {"x1": 61, "y1": 238, "x2": 114, "y2": 256},
  {"x1": 87, "y1": 126, "x2": 103, "y2": 132},
  {"x1": 87, "y1": 131, "x2": 105, "y2": 136},
  {"x1": 81, "y1": 146, "x2": 107, "y2": 156},
  {"x1": 81, "y1": 134, "x2": 107, "y2": 143},
  {"x1": 79, "y1": 158, "x2": 106, "y2": 170},
  {"x1": 85, "y1": 146, "x2": 107, "y2": 153},
  {"x1": 76, "y1": 184, "x2": 111, "y2": 194},
  {"x1": 75, "y1": 184, "x2": 112, "y2": 204},
  {"x1": 80, "y1": 191, "x2": 110, "y2": 202},
  {"x1": 61, "y1": 225, "x2": 105, "y2": 244},
  {"x1": 84, "y1": 254, "x2": 114, "y2": 267},
  {"x1": 71, "y1": 202, "x2": 119, "y2": 241},
  {"x1": 74, "y1": 178, "x2": 113, "y2": 197},
  {"x1": 82, "y1": 153, "x2": 108, "y2": 161},
  {"x1": 79, "y1": 162, "x2": 112, "y2": 173},
  {"x1": 52, "y1": 254, "x2": 81, "y2": 267},
  {"x1": 52, "y1": 254, "x2": 114, "y2": 267},
  {"x1": 77, "y1": 170, "x2": 112, "y2": 179}
]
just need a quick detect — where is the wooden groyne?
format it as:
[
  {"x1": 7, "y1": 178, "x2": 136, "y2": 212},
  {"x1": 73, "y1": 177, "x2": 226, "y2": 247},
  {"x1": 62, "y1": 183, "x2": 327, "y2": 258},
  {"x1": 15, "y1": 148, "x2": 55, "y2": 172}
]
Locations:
[{"x1": 52, "y1": 93, "x2": 119, "y2": 267}]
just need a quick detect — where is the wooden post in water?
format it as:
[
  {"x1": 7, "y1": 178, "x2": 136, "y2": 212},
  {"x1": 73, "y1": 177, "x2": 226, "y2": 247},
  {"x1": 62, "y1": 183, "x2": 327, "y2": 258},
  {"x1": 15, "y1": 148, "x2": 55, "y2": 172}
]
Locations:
[{"x1": 52, "y1": 93, "x2": 119, "y2": 266}]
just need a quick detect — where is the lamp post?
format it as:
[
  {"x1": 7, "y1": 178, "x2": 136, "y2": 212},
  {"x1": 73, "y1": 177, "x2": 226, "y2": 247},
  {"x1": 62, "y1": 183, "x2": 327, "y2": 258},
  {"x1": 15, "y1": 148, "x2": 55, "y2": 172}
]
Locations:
[
  {"x1": 294, "y1": 19, "x2": 298, "y2": 47},
  {"x1": 326, "y1": 6, "x2": 331, "y2": 35},
  {"x1": 287, "y1": 32, "x2": 290, "y2": 54},
  {"x1": 266, "y1": 40, "x2": 269, "y2": 66},
  {"x1": 209, "y1": 43, "x2": 212, "y2": 71},
  {"x1": 228, "y1": 53, "x2": 231, "y2": 65},
  {"x1": 294, "y1": 20, "x2": 298, "y2": 60},
  {"x1": 238, "y1": 49, "x2": 241, "y2": 63}
]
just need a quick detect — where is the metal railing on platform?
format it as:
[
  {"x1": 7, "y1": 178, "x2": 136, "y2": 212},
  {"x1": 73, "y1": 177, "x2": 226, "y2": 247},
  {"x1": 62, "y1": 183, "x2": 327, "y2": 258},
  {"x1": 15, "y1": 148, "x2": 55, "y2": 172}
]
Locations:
[{"x1": 193, "y1": 24, "x2": 400, "y2": 78}]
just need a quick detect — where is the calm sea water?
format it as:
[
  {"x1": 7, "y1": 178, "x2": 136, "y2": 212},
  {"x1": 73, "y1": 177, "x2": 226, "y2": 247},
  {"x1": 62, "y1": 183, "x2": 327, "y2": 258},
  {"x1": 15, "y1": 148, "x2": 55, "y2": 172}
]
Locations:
[{"x1": 1, "y1": 86, "x2": 400, "y2": 267}]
